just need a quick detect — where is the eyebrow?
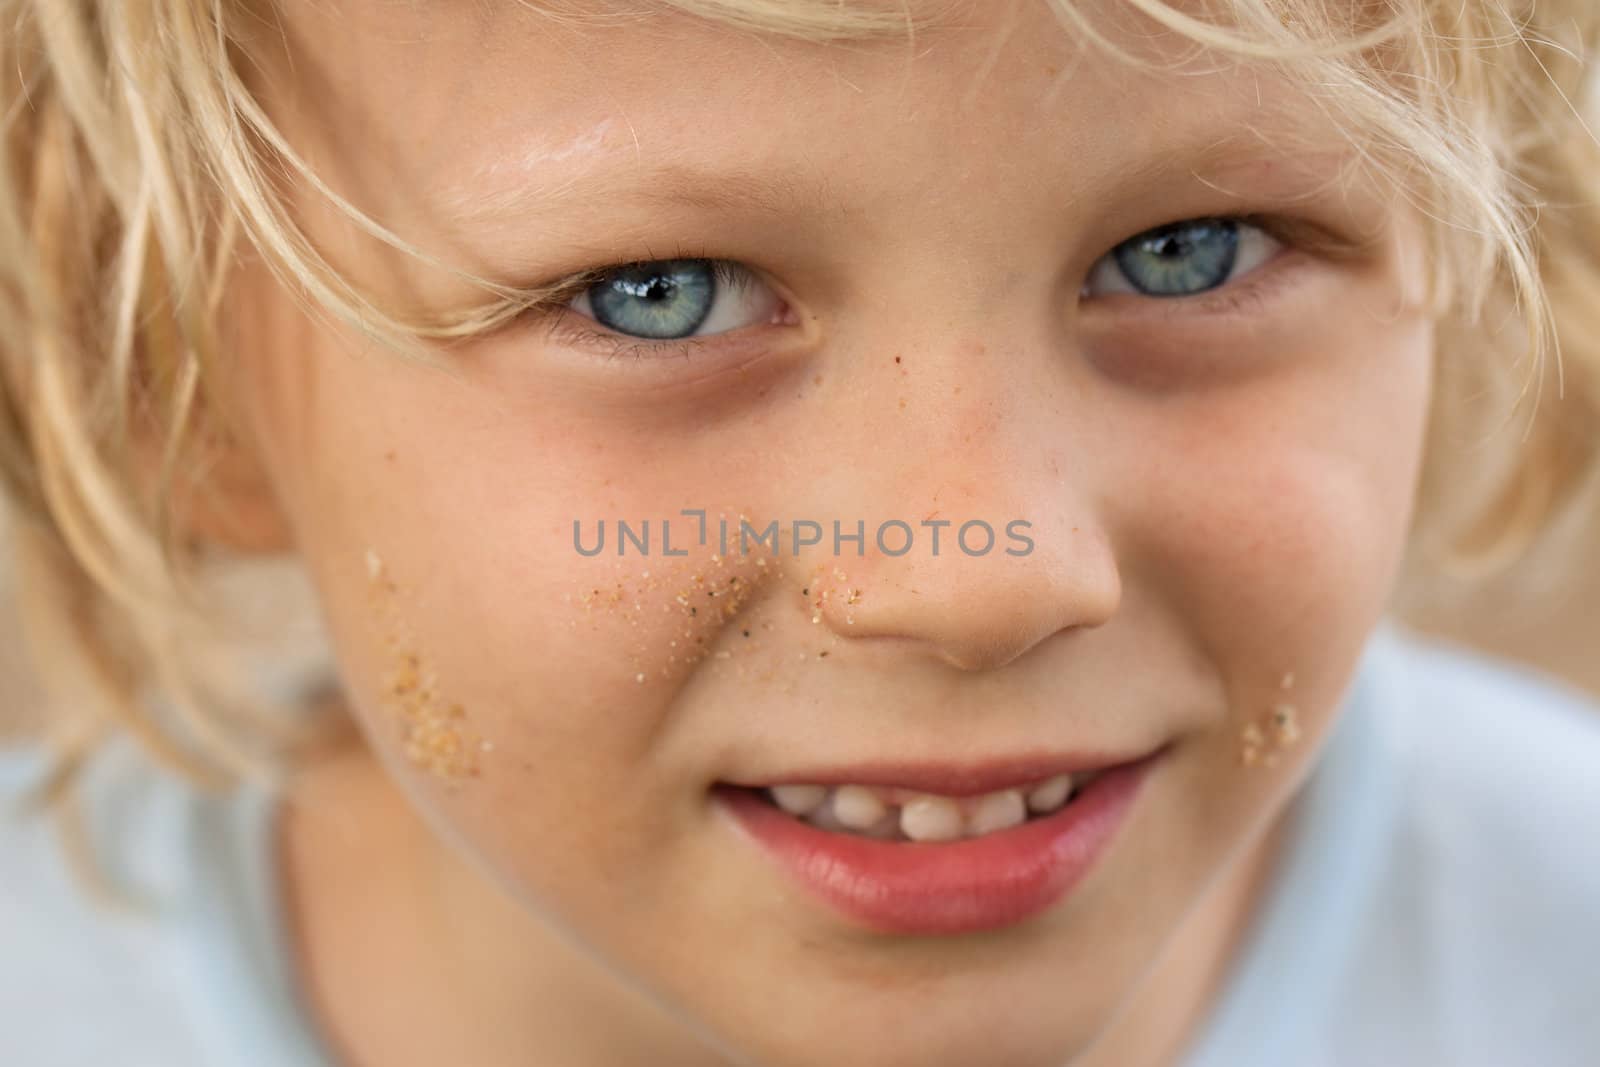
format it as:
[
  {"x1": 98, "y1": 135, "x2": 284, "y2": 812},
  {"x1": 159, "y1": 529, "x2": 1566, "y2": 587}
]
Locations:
[
  {"x1": 435, "y1": 157, "x2": 831, "y2": 230},
  {"x1": 432, "y1": 122, "x2": 1362, "y2": 244}
]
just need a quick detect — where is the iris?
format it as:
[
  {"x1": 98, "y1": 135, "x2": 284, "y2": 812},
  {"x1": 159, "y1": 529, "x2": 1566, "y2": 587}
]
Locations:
[
  {"x1": 587, "y1": 259, "x2": 717, "y2": 339},
  {"x1": 1112, "y1": 219, "x2": 1240, "y2": 296}
]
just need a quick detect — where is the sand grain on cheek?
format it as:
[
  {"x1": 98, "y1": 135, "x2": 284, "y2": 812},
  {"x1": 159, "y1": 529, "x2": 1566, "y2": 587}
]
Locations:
[
  {"x1": 571, "y1": 550, "x2": 768, "y2": 685},
  {"x1": 1238, "y1": 671, "x2": 1302, "y2": 768},
  {"x1": 365, "y1": 549, "x2": 490, "y2": 781},
  {"x1": 567, "y1": 512, "x2": 868, "y2": 685}
]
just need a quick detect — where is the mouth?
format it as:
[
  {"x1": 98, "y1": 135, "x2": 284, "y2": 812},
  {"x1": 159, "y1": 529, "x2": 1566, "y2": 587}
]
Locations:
[
  {"x1": 740, "y1": 768, "x2": 1103, "y2": 843},
  {"x1": 713, "y1": 748, "x2": 1163, "y2": 935}
]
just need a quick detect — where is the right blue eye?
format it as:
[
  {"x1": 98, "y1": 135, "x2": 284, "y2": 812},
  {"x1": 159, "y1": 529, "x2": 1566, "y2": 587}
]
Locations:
[{"x1": 1085, "y1": 218, "x2": 1281, "y2": 298}]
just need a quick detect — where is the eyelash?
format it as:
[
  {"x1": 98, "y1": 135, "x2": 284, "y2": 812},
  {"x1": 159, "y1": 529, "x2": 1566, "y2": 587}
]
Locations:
[
  {"x1": 543, "y1": 322, "x2": 710, "y2": 364},
  {"x1": 524, "y1": 215, "x2": 1309, "y2": 360}
]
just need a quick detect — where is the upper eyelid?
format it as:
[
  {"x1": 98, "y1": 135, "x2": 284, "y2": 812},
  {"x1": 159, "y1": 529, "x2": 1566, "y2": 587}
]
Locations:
[
  {"x1": 526, "y1": 252, "x2": 710, "y2": 303},
  {"x1": 1095, "y1": 212, "x2": 1376, "y2": 284},
  {"x1": 1211, "y1": 211, "x2": 1382, "y2": 263},
  {"x1": 1092, "y1": 177, "x2": 1390, "y2": 265},
  {"x1": 550, "y1": 213, "x2": 1323, "y2": 290},
  {"x1": 1113, "y1": 214, "x2": 1270, "y2": 250},
  {"x1": 539, "y1": 257, "x2": 759, "y2": 309}
]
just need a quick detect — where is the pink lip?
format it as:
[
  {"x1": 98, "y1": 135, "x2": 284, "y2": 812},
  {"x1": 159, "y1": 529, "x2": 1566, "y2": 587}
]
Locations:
[{"x1": 714, "y1": 749, "x2": 1162, "y2": 936}]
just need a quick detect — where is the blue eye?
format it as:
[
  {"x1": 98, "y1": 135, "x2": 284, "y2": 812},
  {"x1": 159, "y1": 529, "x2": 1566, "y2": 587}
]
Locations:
[
  {"x1": 569, "y1": 259, "x2": 781, "y2": 341},
  {"x1": 584, "y1": 260, "x2": 712, "y2": 339},
  {"x1": 1085, "y1": 218, "x2": 1281, "y2": 298}
]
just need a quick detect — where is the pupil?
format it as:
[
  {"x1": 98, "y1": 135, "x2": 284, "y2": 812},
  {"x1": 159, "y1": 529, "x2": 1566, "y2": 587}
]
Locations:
[
  {"x1": 1150, "y1": 229, "x2": 1198, "y2": 259},
  {"x1": 623, "y1": 276, "x2": 674, "y2": 301}
]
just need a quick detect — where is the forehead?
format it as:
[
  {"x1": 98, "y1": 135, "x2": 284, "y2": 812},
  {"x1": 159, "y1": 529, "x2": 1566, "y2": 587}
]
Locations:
[{"x1": 249, "y1": 1, "x2": 1357, "y2": 274}]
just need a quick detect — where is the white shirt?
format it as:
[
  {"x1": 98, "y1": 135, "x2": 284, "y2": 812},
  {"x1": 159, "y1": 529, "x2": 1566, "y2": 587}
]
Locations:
[{"x1": 4, "y1": 618, "x2": 1599, "y2": 1066}]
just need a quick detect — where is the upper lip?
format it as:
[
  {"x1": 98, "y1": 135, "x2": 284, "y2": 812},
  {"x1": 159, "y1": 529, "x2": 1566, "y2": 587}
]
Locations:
[{"x1": 722, "y1": 746, "x2": 1165, "y2": 798}]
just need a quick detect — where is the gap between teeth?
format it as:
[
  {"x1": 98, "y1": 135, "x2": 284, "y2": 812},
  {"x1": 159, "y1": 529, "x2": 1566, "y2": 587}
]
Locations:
[{"x1": 767, "y1": 773, "x2": 1091, "y2": 842}]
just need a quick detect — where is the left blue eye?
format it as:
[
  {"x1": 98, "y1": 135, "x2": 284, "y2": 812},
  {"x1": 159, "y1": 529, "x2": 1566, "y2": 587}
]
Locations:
[
  {"x1": 584, "y1": 260, "x2": 715, "y2": 338},
  {"x1": 569, "y1": 259, "x2": 782, "y2": 341},
  {"x1": 1085, "y1": 218, "x2": 1280, "y2": 298}
]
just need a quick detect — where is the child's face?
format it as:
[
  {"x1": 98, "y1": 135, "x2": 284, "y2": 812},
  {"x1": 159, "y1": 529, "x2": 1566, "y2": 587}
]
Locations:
[{"x1": 225, "y1": 2, "x2": 1433, "y2": 1064}]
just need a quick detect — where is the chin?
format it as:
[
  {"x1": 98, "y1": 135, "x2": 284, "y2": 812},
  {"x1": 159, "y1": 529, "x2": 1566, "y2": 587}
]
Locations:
[
  {"x1": 738, "y1": 1026, "x2": 1090, "y2": 1067},
  {"x1": 685, "y1": 972, "x2": 1108, "y2": 1067}
]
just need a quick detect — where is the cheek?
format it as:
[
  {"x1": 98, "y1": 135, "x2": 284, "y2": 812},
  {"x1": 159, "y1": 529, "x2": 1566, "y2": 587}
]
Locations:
[
  {"x1": 1109, "y1": 313, "x2": 1433, "y2": 844},
  {"x1": 1141, "y1": 322, "x2": 1433, "y2": 661},
  {"x1": 249, "y1": 340, "x2": 804, "y2": 904}
]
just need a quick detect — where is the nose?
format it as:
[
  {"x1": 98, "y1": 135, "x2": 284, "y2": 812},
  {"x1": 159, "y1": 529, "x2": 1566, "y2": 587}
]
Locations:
[
  {"x1": 810, "y1": 504, "x2": 1120, "y2": 673},
  {"x1": 805, "y1": 380, "x2": 1122, "y2": 674}
]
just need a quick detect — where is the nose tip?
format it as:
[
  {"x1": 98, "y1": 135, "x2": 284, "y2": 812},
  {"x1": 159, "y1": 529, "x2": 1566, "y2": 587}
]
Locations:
[{"x1": 813, "y1": 521, "x2": 1121, "y2": 672}]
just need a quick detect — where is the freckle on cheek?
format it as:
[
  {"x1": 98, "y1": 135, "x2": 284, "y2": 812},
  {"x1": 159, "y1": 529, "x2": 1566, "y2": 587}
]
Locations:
[{"x1": 365, "y1": 550, "x2": 487, "y2": 781}]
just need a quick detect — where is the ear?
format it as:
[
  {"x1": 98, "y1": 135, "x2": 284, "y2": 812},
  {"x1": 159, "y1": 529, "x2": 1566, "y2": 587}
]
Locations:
[
  {"x1": 130, "y1": 238, "x2": 306, "y2": 557},
  {"x1": 159, "y1": 391, "x2": 296, "y2": 556}
]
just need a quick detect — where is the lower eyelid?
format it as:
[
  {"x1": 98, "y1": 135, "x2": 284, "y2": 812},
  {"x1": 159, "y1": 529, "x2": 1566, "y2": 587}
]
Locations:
[
  {"x1": 540, "y1": 312, "x2": 686, "y2": 360},
  {"x1": 539, "y1": 306, "x2": 781, "y2": 369}
]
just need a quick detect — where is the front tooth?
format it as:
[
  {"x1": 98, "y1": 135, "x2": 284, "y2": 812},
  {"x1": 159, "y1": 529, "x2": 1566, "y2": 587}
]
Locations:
[
  {"x1": 1026, "y1": 774, "x2": 1074, "y2": 814},
  {"x1": 968, "y1": 790, "x2": 1026, "y2": 835},
  {"x1": 832, "y1": 785, "x2": 888, "y2": 830},
  {"x1": 772, "y1": 784, "x2": 828, "y2": 816},
  {"x1": 900, "y1": 795, "x2": 964, "y2": 842}
]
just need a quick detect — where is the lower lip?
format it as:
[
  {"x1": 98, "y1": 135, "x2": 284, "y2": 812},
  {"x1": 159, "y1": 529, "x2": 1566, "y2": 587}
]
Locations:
[{"x1": 714, "y1": 755, "x2": 1157, "y2": 936}]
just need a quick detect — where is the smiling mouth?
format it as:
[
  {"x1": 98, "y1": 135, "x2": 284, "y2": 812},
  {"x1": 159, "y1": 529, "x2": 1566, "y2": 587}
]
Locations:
[
  {"x1": 734, "y1": 770, "x2": 1108, "y2": 843},
  {"x1": 715, "y1": 751, "x2": 1162, "y2": 934}
]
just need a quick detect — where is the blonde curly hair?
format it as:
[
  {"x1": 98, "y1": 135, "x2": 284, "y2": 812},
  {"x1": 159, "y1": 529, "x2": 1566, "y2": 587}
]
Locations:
[{"x1": 2, "y1": 0, "x2": 1599, "y2": 807}]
